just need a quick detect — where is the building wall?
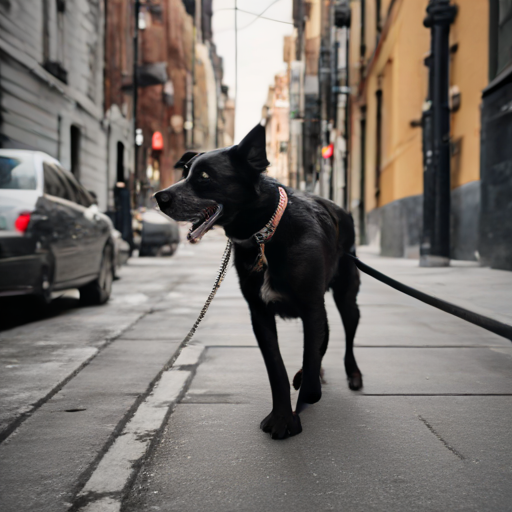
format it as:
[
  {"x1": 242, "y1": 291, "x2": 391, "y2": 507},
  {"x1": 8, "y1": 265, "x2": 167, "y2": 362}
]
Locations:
[
  {"x1": 263, "y1": 72, "x2": 290, "y2": 186},
  {"x1": 349, "y1": 0, "x2": 489, "y2": 259},
  {"x1": 0, "y1": 0, "x2": 108, "y2": 208},
  {"x1": 104, "y1": 0, "x2": 134, "y2": 211},
  {"x1": 449, "y1": 0, "x2": 489, "y2": 189}
]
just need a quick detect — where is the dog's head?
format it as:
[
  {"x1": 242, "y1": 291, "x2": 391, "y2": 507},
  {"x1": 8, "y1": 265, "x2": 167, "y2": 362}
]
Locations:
[{"x1": 154, "y1": 124, "x2": 269, "y2": 243}]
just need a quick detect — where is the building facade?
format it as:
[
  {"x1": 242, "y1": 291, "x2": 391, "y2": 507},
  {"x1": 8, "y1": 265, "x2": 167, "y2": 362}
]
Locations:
[
  {"x1": 347, "y1": 0, "x2": 512, "y2": 269},
  {"x1": 262, "y1": 72, "x2": 290, "y2": 186},
  {"x1": 0, "y1": 0, "x2": 109, "y2": 208},
  {"x1": 0, "y1": 0, "x2": 233, "y2": 216},
  {"x1": 286, "y1": 0, "x2": 512, "y2": 270}
]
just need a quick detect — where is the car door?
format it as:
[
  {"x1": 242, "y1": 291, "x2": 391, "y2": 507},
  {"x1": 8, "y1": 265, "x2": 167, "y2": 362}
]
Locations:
[
  {"x1": 56, "y1": 166, "x2": 108, "y2": 277},
  {"x1": 41, "y1": 162, "x2": 85, "y2": 285}
]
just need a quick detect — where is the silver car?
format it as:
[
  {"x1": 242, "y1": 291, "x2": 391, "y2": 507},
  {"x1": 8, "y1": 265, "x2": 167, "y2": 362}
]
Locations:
[{"x1": 0, "y1": 150, "x2": 116, "y2": 305}]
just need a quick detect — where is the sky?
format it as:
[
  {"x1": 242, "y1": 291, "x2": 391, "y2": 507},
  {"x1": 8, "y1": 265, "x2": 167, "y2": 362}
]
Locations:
[{"x1": 211, "y1": 0, "x2": 294, "y2": 143}]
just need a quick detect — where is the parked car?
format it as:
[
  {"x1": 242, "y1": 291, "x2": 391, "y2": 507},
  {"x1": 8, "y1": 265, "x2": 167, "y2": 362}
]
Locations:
[
  {"x1": 0, "y1": 149, "x2": 118, "y2": 305},
  {"x1": 135, "y1": 209, "x2": 180, "y2": 257}
]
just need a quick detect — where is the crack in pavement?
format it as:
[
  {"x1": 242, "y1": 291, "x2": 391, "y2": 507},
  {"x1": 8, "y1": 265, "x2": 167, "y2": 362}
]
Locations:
[
  {"x1": 0, "y1": 275, "x2": 192, "y2": 445},
  {"x1": 0, "y1": 311, "x2": 152, "y2": 445},
  {"x1": 418, "y1": 415, "x2": 465, "y2": 460}
]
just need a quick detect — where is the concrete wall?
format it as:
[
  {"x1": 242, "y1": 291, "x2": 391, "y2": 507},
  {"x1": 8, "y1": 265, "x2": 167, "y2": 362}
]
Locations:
[
  {"x1": 451, "y1": 181, "x2": 480, "y2": 261},
  {"x1": 368, "y1": 181, "x2": 480, "y2": 261}
]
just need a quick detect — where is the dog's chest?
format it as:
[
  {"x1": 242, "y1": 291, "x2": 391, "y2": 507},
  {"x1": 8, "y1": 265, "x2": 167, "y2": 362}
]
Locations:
[{"x1": 260, "y1": 269, "x2": 284, "y2": 304}]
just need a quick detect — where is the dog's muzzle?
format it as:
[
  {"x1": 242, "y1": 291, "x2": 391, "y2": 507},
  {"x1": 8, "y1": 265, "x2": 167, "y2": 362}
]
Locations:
[{"x1": 187, "y1": 204, "x2": 223, "y2": 244}]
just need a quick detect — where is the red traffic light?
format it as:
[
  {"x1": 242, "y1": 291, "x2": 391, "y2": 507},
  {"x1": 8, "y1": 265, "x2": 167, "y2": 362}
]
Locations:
[
  {"x1": 152, "y1": 131, "x2": 164, "y2": 151},
  {"x1": 322, "y1": 144, "x2": 334, "y2": 159}
]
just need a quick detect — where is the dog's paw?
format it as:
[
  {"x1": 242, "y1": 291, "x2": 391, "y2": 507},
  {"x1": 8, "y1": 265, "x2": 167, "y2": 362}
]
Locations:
[
  {"x1": 297, "y1": 377, "x2": 322, "y2": 405},
  {"x1": 348, "y1": 371, "x2": 363, "y2": 391},
  {"x1": 292, "y1": 369, "x2": 303, "y2": 390},
  {"x1": 260, "y1": 411, "x2": 302, "y2": 440},
  {"x1": 293, "y1": 367, "x2": 325, "y2": 391}
]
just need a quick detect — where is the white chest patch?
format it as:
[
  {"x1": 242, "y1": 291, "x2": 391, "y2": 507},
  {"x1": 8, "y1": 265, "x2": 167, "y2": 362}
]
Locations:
[{"x1": 260, "y1": 270, "x2": 284, "y2": 304}]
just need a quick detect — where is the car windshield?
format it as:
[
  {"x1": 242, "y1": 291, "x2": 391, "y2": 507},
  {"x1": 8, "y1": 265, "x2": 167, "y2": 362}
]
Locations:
[{"x1": 0, "y1": 155, "x2": 37, "y2": 190}]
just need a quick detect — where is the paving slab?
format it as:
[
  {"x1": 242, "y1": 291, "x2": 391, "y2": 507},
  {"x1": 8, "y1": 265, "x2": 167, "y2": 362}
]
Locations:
[
  {"x1": 0, "y1": 338, "x2": 182, "y2": 512},
  {"x1": 125, "y1": 346, "x2": 512, "y2": 512},
  {"x1": 124, "y1": 237, "x2": 512, "y2": 512},
  {"x1": 357, "y1": 247, "x2": 512, "y2": 328}
]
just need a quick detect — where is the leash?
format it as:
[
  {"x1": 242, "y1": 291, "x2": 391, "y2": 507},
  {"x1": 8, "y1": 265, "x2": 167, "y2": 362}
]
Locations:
[
  {"x1": 182, "y1": 239, "x2": 233, "y2": 345},
  {"x1": 179, "y1": 240, "x2": 512, "y2": 345},
  {"x1": 347, "y1": 254, "x2": 512, "y2": 342},
  {"x1": 181, "y1": 188, "x2": 287, "y2": 344}
]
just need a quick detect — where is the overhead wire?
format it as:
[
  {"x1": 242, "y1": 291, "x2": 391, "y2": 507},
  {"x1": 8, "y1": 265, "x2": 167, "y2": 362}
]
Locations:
[
  {"x1": 214, "y1": 0, "x2": 292, "y2": 33},
  {"x1": 214, "y1": 0, "x2": 294, "y2": 136},
  {"x1": 234, "y1": 0, "x2": 238, "y2": 120}
]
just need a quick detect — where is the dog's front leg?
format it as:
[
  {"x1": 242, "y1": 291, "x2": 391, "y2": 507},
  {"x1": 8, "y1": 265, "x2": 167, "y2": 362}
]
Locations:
[
  {"x1": 296, "y1": 304, "x2": 328, "y2": 412},
  {"x1": 249, "y1": 301, "x2": 302, "y2": 439}
]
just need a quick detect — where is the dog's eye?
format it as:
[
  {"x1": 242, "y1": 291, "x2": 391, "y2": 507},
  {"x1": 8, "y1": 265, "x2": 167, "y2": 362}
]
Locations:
[{"x1": 201, "y1": 172, "x2": 210, "y2": 179}]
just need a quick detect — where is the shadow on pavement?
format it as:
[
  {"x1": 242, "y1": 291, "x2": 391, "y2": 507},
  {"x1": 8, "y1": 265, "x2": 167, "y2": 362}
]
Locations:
[{"x1": 0, "y1": 295, "x2": 81, "y2": 332}]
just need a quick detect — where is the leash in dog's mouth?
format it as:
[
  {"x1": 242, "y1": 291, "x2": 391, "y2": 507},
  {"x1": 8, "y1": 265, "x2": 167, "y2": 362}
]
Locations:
[{"x1": 187, "y1": 204, "x2": 223, "y2": 244}]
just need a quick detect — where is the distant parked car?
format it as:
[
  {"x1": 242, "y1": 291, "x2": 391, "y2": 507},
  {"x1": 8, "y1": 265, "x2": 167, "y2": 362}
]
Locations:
[
  {"x1": 0, "y1": 149, "x2": 118, "y2": 305},
  {"x1": 138, "y1": 209, "x2": 180, "y2": 257}
]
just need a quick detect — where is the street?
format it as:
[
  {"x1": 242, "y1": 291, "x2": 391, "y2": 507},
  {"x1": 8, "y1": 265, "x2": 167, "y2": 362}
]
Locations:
[{"x1": 1, "y1": 230, "x2": 511, "y2": 511}]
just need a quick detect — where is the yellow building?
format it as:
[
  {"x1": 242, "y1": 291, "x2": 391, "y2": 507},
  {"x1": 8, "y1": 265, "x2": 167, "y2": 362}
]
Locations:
[
  {"x1": 262, "y1": 72, "x2": 291, "y2": 186},
  {"x1": 349, "y1": 0, "x2": 489, "y2": 260}
]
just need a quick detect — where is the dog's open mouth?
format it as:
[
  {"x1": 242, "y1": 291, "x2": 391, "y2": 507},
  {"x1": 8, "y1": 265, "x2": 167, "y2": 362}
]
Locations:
[{"x1": 187, "y1": 204, "x2": 223, "y2": 244}]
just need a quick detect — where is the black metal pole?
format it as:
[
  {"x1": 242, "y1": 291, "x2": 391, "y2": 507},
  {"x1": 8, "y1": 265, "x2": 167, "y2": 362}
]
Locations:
[
  {"x1": 422, "y1": 0, "x2": 457, "y2": 266},
  {"x1": 133, "y1": 0, "x2": 140, "y2": 207},
  {"x1": 359, "y1": 106, "x2": 366, "y2": 245},
  {"x1": 420, "y1": 50, "x2": 435, "y2": 266},
  {"x1": 343, "y1": 27, "x2": 350, "y2": 210}
]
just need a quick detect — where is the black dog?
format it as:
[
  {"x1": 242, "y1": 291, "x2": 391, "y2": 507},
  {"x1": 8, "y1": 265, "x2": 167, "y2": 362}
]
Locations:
[{"x1": 155, "y1": 124, "x2": 362, "y2": 439}]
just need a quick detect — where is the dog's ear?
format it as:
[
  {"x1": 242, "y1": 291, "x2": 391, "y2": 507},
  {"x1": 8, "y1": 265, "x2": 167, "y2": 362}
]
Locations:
[
  {"x1": 174, "y1": 151, "x2": 198, "y2": 169},
  {"x1": 234, "y1": 124, "x2": 270, "y2": 173}
]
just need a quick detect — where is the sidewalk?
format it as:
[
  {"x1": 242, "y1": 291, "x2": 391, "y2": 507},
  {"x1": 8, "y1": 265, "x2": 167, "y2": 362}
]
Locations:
[
  {"x1": 357, "y1": 246, "x2": 512, "y2": 329},
  {"x1": 123, "y1": 236, "x2": 512, "y2": 512}
]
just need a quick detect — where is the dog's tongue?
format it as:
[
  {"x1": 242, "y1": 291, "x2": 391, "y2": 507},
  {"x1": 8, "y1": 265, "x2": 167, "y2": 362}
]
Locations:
[{"x1": 187, "y1": 204, "x2": 223, "y2": 244}]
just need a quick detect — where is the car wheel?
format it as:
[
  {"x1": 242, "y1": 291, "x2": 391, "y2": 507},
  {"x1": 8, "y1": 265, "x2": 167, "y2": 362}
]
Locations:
[
  {"x1": 160, "y1": 243, "x2": 178, "y2": 256},
  {"x1": 140, "y1": 244, "x2": 158, "y2": 257},
  {"x1": 169, "y1": 242, "x2": 179, "y2": 256},
  {"x1": 31, "y1": 261, "x2": 54, "y2": 306},
  {"x1": 79, "y1": 244, "x2": 114, "y2": 305}
]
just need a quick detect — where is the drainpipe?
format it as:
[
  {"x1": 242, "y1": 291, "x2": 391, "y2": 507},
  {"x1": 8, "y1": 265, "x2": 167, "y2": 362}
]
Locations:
[
  {"x1": 133, "y1": 0, "x2": 140, "y2": 207},
  {"x1": 421, "y1": 0, "x2": 457, "y2": 267}
]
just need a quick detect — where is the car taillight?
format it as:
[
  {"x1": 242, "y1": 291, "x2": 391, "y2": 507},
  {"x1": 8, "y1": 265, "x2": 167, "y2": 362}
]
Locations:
[{"x1": 15, "y1": 212, "x2": 31, "y2": 233}]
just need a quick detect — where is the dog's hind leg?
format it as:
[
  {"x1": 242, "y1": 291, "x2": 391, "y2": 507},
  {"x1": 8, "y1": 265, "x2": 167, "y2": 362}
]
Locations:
[
  {"x1": 249, "y1": 300, "x2": 302, "y2": 439},
  {"x1": 332, "y1": 255, "x2": 363, "y2": 390},
  {"x1": 296, "y1": 304, "x2": 328, "y2": 412}
]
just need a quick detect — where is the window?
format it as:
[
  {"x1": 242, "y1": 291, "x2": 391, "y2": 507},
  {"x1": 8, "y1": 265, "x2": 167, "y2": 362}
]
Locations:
[
  {"x1": 376, "y1": 0, "x2": 382, "y2": 42},
  {"x1": 58, "y1": 165, "x2": 94, "y2": 207},
  {"x1": 361, "y1": 0, "x2": 366, "y2": 58},
  {"x1": 42, "y1": 0, "x2": 50, "y2": 62},
  {"x1": 41, "y1": 0, "x2": 67, "y2": 82},
  {"x1": 375, "y1": 88, "x2": 382, "y2": 197},
  {"x1": 0, "y1": 155, "x2": 37, "y2": 190},
  {"x1": 70, "y1": 126, "x2": 81, "y2": 179},
  {"x1": 116, "y1": 141, "x2": 125, "y2": 183},
  {"x1": 489, "y1": 0, "x2": 512, "y2": 80},
  {"x1": 43, "y1": 162, "x2": 69, "y2": 199}
]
